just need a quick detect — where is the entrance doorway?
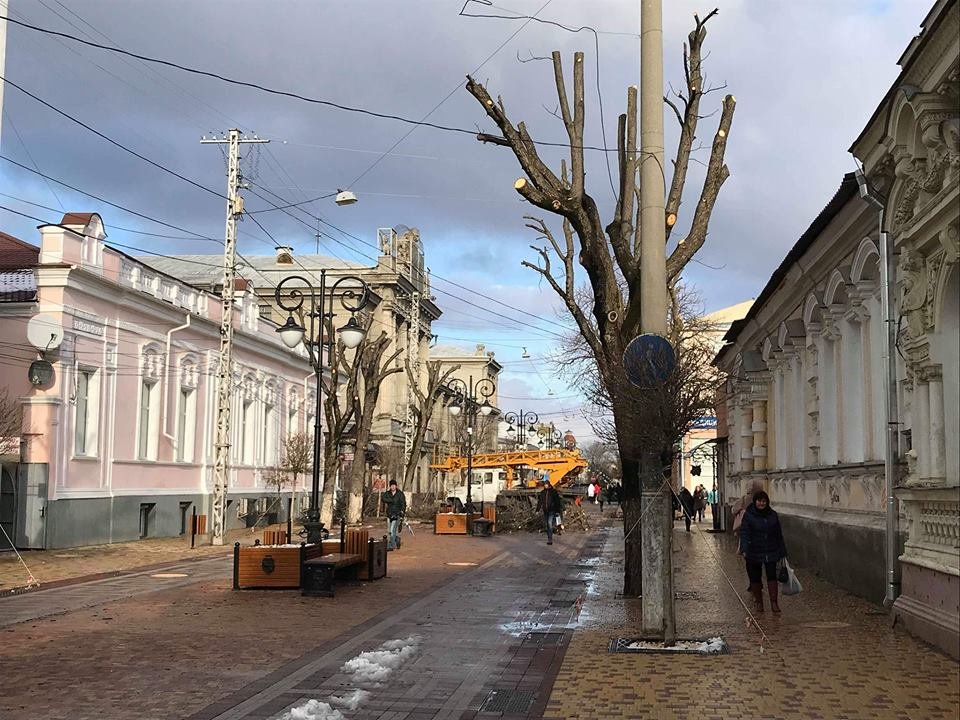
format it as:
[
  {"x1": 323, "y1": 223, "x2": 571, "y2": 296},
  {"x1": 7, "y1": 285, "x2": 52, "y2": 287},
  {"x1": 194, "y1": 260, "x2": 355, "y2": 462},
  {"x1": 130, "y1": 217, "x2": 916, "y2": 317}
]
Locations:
[{"x1": 0, "y1": 464, "x2": 17, "y2": 550}]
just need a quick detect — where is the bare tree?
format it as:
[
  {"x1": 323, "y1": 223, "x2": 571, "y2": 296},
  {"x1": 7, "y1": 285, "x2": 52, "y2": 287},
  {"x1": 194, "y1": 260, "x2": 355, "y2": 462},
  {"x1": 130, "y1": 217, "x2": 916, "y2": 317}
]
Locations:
[
  {"x1": 279, "y1": 431, "x2": 312, "y2": 520},
  {"x1": 402, "y1": 359, "x2": 460, "y2": 492},
  {"x1": 0, "y1": 389, "x2": 22, "y2": 454},
  {"x1": 319, "y1": 333, "x2": 361, "y2": 530},
  {"x1": 345, "y1": 332, "x2": 404, "y2": 523},
  {"x1": 465, "y1": 12, "x2": 734, "y2": 597}
]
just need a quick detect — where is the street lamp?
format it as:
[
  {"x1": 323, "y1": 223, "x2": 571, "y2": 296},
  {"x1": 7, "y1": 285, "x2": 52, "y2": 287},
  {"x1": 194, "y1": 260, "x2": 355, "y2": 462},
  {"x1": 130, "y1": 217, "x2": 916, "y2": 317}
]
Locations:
[
  {"x1": 447, "y1": 375, "x2": 496, "y2": 513},
  {"x1": 503, "y1": 409, "x2": 539, "y2": 450},
  {"x1": 275, "y1": 270, "x2": 370, "y2": 544}
]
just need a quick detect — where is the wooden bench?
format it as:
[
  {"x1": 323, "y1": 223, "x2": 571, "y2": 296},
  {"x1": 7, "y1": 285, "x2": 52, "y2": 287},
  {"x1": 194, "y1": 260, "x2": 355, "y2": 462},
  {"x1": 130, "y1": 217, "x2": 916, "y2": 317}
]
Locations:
[
  {"x1": 262, "y1": 529, "x2": 288, "y2": 545},
  {"x1": 300, "y1": 523, "x2": 369, "y2": 597}
]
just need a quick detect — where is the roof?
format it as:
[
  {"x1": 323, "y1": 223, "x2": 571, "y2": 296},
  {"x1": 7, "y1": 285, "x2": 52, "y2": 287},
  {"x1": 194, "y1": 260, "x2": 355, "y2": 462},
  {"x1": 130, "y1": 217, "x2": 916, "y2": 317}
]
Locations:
[
  {"x1": 0, "y1": 232, "x2": 40, "y2": 271},
  {"x1": 138, "y1": 254, "x2": 369, "y2": 287},
  {"x1": 0, "y1": 270, "x2": 37, "y2": 302},
  {"x1": 60, "y1": 212, "x2": 100, "y2": 226},
  {"x1": 718, "y1": 173, "x2": 860, "y2": 351}
]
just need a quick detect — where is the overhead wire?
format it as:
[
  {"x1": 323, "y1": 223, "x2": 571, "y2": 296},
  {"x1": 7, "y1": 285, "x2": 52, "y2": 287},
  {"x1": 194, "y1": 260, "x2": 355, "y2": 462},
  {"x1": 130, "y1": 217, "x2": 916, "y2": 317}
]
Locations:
[{"x1": 0, "y1": 14, "x2": 621, "y2": 154}]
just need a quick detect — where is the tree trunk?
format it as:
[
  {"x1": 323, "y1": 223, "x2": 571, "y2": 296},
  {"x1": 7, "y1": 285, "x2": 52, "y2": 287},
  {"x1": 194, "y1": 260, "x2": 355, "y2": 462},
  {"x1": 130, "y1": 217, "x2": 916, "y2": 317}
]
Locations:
[
  {"x1": 346, "y1": 489, "x2": 364, "y2": 526},
  {"x1": 620, "y1": 455, "x2": 642, "y2": 597},
  {"x1": 319, "y1": 448, "x2": 339, "y2": 530}
]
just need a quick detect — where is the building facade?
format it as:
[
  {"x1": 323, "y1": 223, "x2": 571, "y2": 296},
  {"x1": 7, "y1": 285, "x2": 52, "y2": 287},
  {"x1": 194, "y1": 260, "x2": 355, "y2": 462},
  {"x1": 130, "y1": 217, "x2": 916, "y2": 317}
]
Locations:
[
  {"x1": 0, "y1": 214, "x2": 319, "y2": 549},
  {"x1": 716, "y1": 0, "x2": 958, "y2": 658}
]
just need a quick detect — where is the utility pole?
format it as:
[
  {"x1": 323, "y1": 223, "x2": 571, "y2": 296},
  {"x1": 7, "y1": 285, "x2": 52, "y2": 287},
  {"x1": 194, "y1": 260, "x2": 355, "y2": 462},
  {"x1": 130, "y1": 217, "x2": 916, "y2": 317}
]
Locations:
[
  {"x1": 201, "y1": 129, "x2": 269, "y2": 545},
  {"x1": 0, "y1": 1, "x2": 8, "y2": 150},
  {"x1": 638, "y1": 0, "x2": 676, "y2": 643}
]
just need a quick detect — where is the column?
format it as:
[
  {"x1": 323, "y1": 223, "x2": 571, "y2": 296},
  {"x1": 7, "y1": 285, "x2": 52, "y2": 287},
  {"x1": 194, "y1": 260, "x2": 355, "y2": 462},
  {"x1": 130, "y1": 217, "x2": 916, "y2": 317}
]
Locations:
[
  {"x1": 752, "y1": 398, "x2": 768, "y2": 472},
  {"x1": 928, "y1": 368, "x2": 946, "y2": 482},
  {"x1": 915, "y1": 374, "x2": 931, "y2": 482},
  {"x1": 740, "y1": 403, "x2": 754, "y2": 473}
]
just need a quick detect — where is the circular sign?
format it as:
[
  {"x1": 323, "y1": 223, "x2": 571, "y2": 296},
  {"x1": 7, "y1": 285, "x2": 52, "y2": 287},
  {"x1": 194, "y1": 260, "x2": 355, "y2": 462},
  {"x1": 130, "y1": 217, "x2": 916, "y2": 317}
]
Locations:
[{"x1": 623, "y1": 334, "x2": 676, "y2": 387}]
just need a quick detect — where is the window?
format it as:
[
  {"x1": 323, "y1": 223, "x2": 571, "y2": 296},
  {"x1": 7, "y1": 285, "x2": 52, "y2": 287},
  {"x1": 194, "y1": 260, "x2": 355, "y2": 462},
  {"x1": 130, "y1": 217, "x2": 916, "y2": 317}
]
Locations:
[
  {"x1": 138, "y1": 380, "x2": 159, "y2": 460},
  {"x1": 240, "y1": 399, "x2": 254, "y2": 465},
  {"x1": 139, "y1": 503, "x2": 155, "y2": 538},
  {"x1": 287, "y1": 409, "x2": 297, "y2": 437},
  {"x1": 263, "y1": 404, "x2": 276, "y2": 465},
  {"x1": 176, "y1": 388, "x2": 196, "y2": 462},
  {"x1": 74, "y1": 368, "x2": 99, "y2": 456}
]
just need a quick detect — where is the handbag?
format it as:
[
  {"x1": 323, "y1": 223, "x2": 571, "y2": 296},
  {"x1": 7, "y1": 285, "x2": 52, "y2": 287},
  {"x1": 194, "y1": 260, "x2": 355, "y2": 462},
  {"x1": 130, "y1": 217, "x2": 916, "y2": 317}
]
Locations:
[
  {"x1": 779, "y1": 559, "x2": 803, "y2": 596},
  {"x1": 777, "y1": 559, "x2": 789, "y2": 584}
]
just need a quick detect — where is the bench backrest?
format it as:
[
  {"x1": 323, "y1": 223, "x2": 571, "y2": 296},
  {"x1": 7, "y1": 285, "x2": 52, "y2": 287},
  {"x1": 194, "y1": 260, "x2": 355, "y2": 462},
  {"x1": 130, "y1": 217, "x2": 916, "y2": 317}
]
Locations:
[{"x1": 344, "y1": 528, "x2": 369, "y2": 557}]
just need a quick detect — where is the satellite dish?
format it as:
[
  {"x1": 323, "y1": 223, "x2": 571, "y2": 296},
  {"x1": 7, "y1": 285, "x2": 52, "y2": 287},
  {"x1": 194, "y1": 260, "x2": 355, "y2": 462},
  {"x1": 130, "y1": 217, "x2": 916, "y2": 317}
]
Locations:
[
  {"x1": 27, "y1": 314, "x2": 64, "y2": 351},
  {"x1": 623, "y1": 333, "x2": 676, "y2": 387}
]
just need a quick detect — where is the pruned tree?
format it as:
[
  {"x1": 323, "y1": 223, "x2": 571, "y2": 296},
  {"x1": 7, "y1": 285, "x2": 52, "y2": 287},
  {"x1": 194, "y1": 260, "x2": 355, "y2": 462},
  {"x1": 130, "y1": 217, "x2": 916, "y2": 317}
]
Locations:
[
  {"x1": 0, "y1": 388, "x2": 22, "y2": 455},
  {"x1": 465, "y1": 11, "x2": 735, "y2": 597},
  {"x1": 402, "y1": 359, "x2": 460, "y2": 492},
  {"x1": 344, "y1": 331, "x2": 404, "y2": 523}
]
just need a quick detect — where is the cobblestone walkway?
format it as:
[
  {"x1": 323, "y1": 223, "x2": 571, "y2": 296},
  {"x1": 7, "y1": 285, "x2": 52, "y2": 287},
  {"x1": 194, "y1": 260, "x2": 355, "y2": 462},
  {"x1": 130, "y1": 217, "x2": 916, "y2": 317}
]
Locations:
[
  {"x1": 546, "y1": 519, "x2": 960, "y2": 720},
  {"x1": 188, "y1": 532, "x2": 597, "y2": 720}
]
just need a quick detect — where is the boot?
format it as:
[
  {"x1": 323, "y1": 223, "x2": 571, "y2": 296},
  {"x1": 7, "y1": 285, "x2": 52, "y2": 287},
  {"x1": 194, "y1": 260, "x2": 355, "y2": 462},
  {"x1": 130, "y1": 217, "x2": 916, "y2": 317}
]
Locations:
[
  {"x1": 768, "y1": 581, "x2": 781, "y2": 613},
  {"x1": 750, "y1": 582, "x2": 764, "y2": 612}
]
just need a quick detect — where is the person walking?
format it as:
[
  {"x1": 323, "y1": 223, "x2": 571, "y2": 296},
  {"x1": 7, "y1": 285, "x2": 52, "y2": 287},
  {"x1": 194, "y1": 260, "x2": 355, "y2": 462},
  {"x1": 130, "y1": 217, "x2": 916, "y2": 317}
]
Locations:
[
  {"x1": 382, "y1": 479, "x2": 406, "y2": 551},
  {"x1": 678, "y1": 486, "x2": 695, "y2": 532},
  {"x1": 536, "y1": 478, "x2": 563, "y2": 545},
  {"x1": 739, "y1": 490, "x2": 787, "y2": 613},
  {"x1": 586, "y1": 481, "x2": 596, "y2": 505},
  {"x1": 693, "y1": 485, "x2": 706, "y2": 523},
  {"x1": 597, "y1": 483, "x2": 605, "y2": 511}
]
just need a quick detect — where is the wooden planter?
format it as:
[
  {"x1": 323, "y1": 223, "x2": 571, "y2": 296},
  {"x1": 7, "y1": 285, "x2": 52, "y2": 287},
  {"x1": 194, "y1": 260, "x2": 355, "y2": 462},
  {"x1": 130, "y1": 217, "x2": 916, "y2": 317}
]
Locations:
[
  {"x1": 435, "y1": 513, "x2": 468, "y2": 534},
  {"x1": 232, "y1": 543, "x2": 323, "y2": 589}
]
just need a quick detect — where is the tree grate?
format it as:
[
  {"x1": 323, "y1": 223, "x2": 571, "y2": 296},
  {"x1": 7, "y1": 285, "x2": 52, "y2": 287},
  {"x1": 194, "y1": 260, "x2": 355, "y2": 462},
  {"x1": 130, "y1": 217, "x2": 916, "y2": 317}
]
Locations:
[
  {"x1": 674, "y1": 590, "x2": 703, "y2": 601},
  {"x1": 479, "y1": 689, "x2": 537, "y2": 714},
  {"x1": 522, "y1": 631, "x2": 565, "y2": 647}
]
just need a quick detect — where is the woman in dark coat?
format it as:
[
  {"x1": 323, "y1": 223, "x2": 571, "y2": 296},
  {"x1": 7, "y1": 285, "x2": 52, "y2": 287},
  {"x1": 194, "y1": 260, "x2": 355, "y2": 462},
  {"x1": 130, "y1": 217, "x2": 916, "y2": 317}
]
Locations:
[
  {"x1": 739, "y1": 490, "x2": 787, "y2": 612},
  {"x1": 678, "y1": 487, "x2": 695, "y2": 532}
]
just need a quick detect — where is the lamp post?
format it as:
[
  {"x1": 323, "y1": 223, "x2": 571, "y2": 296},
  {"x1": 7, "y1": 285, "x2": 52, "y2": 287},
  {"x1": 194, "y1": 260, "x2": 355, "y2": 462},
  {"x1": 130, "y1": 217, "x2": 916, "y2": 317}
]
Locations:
[
  {"x1": 275, "y1": 270, "x2": 370, "y2": 544},
  {"x1": 503, "y1": 409, "x2": 539, "y2": 450},
  {"x1": 537, "y1": 422, "x2": 563, "y2": 450},
  {"x1": 447, "y1": 375, "x2": 496, "y2": 513}
]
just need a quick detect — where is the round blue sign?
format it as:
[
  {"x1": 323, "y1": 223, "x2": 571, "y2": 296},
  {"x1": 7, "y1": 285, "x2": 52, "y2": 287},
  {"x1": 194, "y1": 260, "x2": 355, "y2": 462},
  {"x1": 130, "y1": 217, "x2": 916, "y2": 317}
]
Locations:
[{"x1": 622, "y1": 334, "x2": 676, "y2": 387}]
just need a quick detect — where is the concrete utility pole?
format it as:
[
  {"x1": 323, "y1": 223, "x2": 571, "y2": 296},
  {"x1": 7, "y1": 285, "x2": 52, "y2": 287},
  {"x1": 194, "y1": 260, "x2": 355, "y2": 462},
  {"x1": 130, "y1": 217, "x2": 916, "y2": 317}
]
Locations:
[
  {"x1": 201, "y1": 129, "x2": 268, "y2": 545},
  {"x1": 0, "y1": 1, "x2": 8, "y2": 150},
  {"x1": 638, "y1": 0, "x2": 676, "y2": 642}
]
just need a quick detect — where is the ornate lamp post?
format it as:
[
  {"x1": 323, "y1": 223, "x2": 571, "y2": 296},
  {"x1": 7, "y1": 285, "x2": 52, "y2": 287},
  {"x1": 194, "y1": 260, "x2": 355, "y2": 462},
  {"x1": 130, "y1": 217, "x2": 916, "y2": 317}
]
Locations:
[
  {"x1": 447, "y1": 375, "x2": 496, "y2": 512},
  {"x1": 503, "y1": 409, "x2": 539, "y2": 450},
  {"x1": 537, "y1": 423, "x2": 563, "y2": 449},
  {"x1": 275, "y1": 270, "x2": 370, "y2": 544}
]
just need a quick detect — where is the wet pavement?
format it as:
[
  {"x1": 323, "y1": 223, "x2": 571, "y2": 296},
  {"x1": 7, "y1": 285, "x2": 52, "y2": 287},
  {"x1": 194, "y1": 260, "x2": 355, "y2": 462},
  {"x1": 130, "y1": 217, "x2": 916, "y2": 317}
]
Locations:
[
  {"x1": 1, "y1": 510, "x2": 957, "y2": 720},
  {"x1": 546, "y1": 516, "x2": 960, "y2": 720}
]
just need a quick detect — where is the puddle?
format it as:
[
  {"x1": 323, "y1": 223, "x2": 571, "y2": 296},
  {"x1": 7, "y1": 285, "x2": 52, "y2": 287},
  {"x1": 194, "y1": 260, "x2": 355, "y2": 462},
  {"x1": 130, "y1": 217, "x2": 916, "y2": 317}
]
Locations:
[{"x1": 150, "y1": 573, "x2": 189, "y2": 578}]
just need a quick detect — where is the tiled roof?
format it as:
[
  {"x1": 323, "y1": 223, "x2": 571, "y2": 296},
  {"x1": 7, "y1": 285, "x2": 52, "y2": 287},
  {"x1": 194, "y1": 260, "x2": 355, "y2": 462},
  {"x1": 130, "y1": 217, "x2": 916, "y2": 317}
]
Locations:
[
  {"x1": 0, "y1": 231, "x2": 40, "y2": 271},
  {"x1": 0, "y1": 269, "x2": 37, "y2": 302},
  {"x1": 60, "y1": 212, "x2": 98, "y2": 226}
]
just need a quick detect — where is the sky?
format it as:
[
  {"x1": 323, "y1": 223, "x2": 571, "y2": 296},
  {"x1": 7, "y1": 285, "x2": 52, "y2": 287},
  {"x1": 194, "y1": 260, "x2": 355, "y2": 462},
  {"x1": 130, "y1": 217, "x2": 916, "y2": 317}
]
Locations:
[{"x1": 0, "y1": 0, "x2": 932, "y2": 445}]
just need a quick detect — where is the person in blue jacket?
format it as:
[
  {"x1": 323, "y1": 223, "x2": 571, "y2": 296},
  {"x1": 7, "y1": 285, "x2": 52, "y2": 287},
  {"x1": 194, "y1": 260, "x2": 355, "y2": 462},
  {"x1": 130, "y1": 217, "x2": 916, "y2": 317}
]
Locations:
[{"x1": 739, "y1": 489, "x2": 787, "y2": 613}]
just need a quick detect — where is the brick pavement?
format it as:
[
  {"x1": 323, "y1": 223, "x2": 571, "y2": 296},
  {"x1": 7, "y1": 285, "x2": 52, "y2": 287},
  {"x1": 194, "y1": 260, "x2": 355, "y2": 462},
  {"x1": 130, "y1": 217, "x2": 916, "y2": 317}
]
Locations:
[
  {"x1": 0, "y1": 525, "x2": 269, "y2": 591},
  {"x1": 0, "y1": 522, "x2": 595, "y2": 720},
  {"x1": 545, "y1": 518, "x2": 960, "y2": 720}
]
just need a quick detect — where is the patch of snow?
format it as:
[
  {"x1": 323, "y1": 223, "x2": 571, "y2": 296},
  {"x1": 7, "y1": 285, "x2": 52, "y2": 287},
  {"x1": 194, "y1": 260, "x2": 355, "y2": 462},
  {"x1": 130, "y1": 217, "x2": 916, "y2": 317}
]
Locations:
[
  {"x1": 625, "y1": 636, "x2": 726, "y2": 654},
  {"x1": 341, "y1": 635, "x2": 422, "y2": 684},
  {"x1": 276, "y1": 699, "x2": 343, "y2": 720},
  {"x1": 329, "y1": 689, "x2": 370, "y2": 710}
]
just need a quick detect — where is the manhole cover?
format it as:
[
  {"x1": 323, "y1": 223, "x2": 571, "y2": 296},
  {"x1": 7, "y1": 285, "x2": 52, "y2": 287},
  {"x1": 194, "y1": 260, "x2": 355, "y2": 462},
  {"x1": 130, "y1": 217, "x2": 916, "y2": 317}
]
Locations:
[
  {"x1": 150, "y1": 573, "x2": 189, "y2": 579},
  {"x1": 799, "y1": 621, "x2": 851, "y2": 629},
  {"x1": 522, "y1": 632, "x2": 565, "y2": 647},
  {"x1": 479, "y1": 689, "x2": 537, "y2": 714}
]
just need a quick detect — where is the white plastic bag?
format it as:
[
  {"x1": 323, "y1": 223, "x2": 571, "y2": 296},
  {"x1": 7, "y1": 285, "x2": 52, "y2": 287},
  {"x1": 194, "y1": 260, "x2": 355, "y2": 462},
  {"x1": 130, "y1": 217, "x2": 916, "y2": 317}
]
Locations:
[{"x1": 780, "y1": 559, "x2": 803, "y2": 596}]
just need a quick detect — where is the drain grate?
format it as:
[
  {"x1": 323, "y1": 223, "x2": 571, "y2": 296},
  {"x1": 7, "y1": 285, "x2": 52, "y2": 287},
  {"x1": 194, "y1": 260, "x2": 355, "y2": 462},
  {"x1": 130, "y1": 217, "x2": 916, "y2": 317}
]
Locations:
[
  {"x1": 522, "y1": 631, "x2": 565, "y2": 647},
  {"x1": 479, "y1": 689, "x2": 537, "y2": 714}
]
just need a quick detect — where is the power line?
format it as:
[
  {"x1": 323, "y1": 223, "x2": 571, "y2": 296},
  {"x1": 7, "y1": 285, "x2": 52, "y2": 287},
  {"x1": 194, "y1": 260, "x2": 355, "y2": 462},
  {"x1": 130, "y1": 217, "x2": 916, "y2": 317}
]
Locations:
[{"x1": 0, "y1": 14, "x2": 620, "y2": 154}]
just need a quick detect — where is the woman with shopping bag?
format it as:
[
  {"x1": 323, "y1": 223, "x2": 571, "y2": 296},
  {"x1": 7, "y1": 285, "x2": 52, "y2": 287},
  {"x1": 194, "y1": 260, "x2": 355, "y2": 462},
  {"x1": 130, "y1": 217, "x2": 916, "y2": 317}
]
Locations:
[{"x1": 739, "y1": 490, "x2": 788, "y2": 613}]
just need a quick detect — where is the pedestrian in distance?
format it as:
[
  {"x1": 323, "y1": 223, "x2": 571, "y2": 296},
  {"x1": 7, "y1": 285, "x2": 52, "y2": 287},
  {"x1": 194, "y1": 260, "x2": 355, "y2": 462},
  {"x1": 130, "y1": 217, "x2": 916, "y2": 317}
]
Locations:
[
  {"x1": 536, "y1": 477, "x2": 563, "y2": 545},
  {"x1": 597, "y1": 484, "x2": 605, "y2": 511},
  {"x1": 738, "y1": 490, "x2": 788, "y2": 613},
  {"x1": 586, "y1": 481, "x2": 596, "y2": 504},
  {"x1": 382, "y1": 479, "x2": 406, "y2": 551},
  {"x1": 678, "y1": 486, "x2": 695, "y2": 532},
  {"x1": 693, "y1": 485, "x2": 706, "y2": 522},
  {"x1": 593, "y1": 481, "x2": 602, "y2": 505}
]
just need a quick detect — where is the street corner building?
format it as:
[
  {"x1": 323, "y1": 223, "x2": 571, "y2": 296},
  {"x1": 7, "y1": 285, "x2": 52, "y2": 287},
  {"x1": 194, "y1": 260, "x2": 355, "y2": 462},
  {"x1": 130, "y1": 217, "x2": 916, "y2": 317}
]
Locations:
[
  {"x1": 0, "y1": 213, "x2": 322, "y2": 549},
  {"x1": 714, "y1": 0, "x2": 959, "y2": 658}
]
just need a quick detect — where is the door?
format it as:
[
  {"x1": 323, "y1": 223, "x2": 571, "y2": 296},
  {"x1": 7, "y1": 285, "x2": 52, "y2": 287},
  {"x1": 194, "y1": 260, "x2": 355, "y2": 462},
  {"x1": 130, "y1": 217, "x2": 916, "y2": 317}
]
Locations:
[{"x1": 0, "y1": 464, "x2": 17, "y2": 550}]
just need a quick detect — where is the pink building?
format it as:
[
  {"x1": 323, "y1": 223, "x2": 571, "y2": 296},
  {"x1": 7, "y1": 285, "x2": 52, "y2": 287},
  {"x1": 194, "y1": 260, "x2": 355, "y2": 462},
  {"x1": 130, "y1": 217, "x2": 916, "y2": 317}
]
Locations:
[{"x1": 0, "y1": 214, "x2": 319, "y2": 549}]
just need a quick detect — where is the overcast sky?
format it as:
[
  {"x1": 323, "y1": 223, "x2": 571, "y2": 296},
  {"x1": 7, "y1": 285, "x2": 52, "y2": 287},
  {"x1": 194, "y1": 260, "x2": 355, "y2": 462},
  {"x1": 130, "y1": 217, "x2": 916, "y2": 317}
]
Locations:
[{"x1": 0, "y1": 0, "x2": 930, "y2": 444}]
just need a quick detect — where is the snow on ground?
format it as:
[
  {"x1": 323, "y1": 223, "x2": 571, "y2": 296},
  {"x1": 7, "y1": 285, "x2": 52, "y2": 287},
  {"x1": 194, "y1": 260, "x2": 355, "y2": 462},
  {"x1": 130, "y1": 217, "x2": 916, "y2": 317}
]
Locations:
[
  {"x1": 276, "y1": 699, "x2": 343, "y2": 720},
  {"x1": 274, "y1": 636, "x2": 423, "y2": 719},
  {"x1": 625, "y1": 636, "x2": 727, "y2": 653}
]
